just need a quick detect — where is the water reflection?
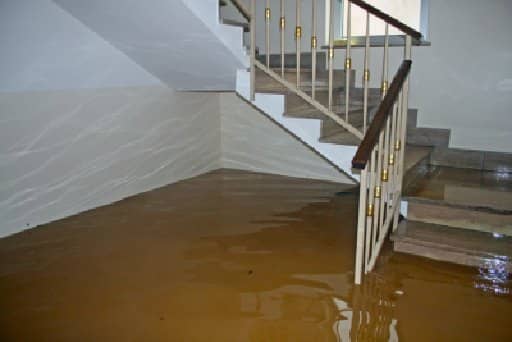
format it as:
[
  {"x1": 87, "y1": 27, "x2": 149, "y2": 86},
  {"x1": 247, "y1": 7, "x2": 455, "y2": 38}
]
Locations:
[{"x1": 474, "y1": 257, "x2": 511, "y2": 296}]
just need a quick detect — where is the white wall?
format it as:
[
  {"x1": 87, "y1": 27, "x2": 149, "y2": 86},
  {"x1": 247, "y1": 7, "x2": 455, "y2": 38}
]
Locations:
[
  {"x1": 411, "y1": 0, "x2": 512, "y2": 152},
  {"x1": 0, "y1": 0, "x2": 160, "y2": 92},
  {"x1": 0, "y1": 88, "x2": 221, "y2": 237},
  {"x1": 53, "y1": 0, "x2": 246, "y2": 90},
  {"x1": 0, "y1": 0, "x2": 222, "y2": 237},
  {"x1": 220, "y1": 93, "x2": 352, "y2": 184}
]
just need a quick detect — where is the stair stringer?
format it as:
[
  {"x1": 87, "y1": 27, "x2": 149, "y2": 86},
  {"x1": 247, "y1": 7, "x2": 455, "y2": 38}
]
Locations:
[
  {"x1": 183, "y1": 0, "x2": 249, "y2": 68},
  {"x1": 236, "y1": 69, "x2": 360, "y2": 182}
]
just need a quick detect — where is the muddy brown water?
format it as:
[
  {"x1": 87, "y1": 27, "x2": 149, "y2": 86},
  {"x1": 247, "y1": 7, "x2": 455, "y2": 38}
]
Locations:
[{"x1": 0, "y1": 170, "x2": 510, "y2": 341}]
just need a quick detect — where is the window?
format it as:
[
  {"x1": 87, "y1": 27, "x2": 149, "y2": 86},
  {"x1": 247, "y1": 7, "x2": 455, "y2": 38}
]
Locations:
[{"x1": 329, "y1": 0, "x2": 428, "y2": 40}]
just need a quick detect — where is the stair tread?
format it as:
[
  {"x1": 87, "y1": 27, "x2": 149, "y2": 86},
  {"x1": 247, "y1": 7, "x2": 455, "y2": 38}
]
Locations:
[
  {"x1": 392, "y1": 220, "x2": 512, "y2": 266},
  {"x1": 403, "y1": 166, "x2": 512, "y2": 213},
  {"x1": 319, "y1": 131, "x2": 362, "y2": 146}
]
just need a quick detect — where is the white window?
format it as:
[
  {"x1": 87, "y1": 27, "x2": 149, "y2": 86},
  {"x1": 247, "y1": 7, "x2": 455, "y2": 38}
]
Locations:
[{"x1": 330, "y1": 0, "x2": 428, "y2": 39}]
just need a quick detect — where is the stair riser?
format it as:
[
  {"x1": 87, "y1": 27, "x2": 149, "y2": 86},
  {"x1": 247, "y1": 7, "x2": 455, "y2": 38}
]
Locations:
[
  {"x1": 257, "y1": 53, "x2": 327, "y2": 70},
  {"x1": 319, "y1": 132, "x2": 361, "y2": 146},
  {"x1": 320, "y1": 113, "x2": 366, "y2": 137},
  {"x1": 407, "y1": 109, "x2": 418, "y2": 129},
  {"x1": 394, "y1": 240, "x2": 512, "y2": 272},
  {"x1": 407, "y1": 201, "x2": 512, "y2": 237},
  {"x1": 407, "y1": 128, "x2": 450, "y2": 147},
  {"x1": 321, "y1": 108, "x2": 419, "y2": 140},
  {"x1": 284, "y1": 91, "x2": 376, "y2": 118}
]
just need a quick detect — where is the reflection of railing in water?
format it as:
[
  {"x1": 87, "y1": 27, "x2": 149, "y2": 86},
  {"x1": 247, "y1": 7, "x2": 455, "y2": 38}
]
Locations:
[{"x1": 332, "y1": 273, "x2": 398, "y2": 341}]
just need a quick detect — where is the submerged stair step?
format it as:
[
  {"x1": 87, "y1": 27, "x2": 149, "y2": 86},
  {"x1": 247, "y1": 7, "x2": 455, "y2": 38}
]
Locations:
[
  {"x1": 391, "y1": 220, "x2": 512, "y2": 272},
  {"x1": 405, "y1": 199, "x2": 512, "y2": 237},
  {"x1": 402, "y1": 165, "x2": 512, "y2": 236}
]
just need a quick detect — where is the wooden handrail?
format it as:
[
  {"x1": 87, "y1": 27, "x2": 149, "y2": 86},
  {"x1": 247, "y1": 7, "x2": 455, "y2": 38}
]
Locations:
[
  {"x1": 352, "y1": 60, "x2": 412, "y2": 169},
  {"x1": 349, "y1": 0, "x2": 422, "y2": 40},
  {"x1": 227, "y1": 0, "x2": 251, "y2": 22}
]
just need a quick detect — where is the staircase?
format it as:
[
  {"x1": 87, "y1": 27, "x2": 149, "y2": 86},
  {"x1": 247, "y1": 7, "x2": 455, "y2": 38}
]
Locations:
[
  {"x1": 222, "y1": 0, "x2": 426, "y2": 284},
  {"x1": 223, "y1": 0, "x2": 512, "y2": 284}
]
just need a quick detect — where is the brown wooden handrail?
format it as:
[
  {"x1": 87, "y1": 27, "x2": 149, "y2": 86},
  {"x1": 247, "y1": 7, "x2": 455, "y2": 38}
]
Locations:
[
  {"x1": 227, "y1": 0, "x2": 251, "y2": 22},
  {"x1": 349, "y1": 0, "x2": 422, "y2": 40},
  {"x1": 352, "y1": 60, "x2": 412, "y2": 169}
]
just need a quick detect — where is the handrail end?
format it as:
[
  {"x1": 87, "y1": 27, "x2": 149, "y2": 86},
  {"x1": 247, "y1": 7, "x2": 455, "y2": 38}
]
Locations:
[{"x1": 352, "y1": 159, "x2": 366, "y2": 170}]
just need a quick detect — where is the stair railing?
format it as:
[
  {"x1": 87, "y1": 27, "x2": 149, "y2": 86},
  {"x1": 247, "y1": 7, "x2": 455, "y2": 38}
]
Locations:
[
  {"x1": 243, "y1": 0, "x2": 422, "y2": 284},
  {"x1": 226, "y1": 0, "x2": 251, "y2": 22},
  {"x1": 352, "y1": 58, "x2": 412, "y2": 285}
]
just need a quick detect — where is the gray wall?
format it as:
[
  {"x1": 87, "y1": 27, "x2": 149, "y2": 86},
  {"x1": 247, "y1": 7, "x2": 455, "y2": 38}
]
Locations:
[{"x1": 411, "y1": 0, "x2": 512, "y2": 152}]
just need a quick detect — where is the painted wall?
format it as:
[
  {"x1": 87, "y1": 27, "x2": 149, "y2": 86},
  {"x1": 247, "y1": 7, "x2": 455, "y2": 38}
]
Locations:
[
  {"x1": 251, "y1": 0, "x2": 512, "y2": 153},
  {"x1": 0, "y1": 0, "x2": 160, "y2": 92},
  {"x1": 52, "y1": 0, "x2": 246, "y2": 90},
  {"x1": 410, "y1": 0, "x2": 512, "y2": 152},
  {"x1": 0, "y1": 1, "x2": 221, "y2": 237},
  {"x1": 220, "y1": 93, "x2": 353, "y2": 184}
]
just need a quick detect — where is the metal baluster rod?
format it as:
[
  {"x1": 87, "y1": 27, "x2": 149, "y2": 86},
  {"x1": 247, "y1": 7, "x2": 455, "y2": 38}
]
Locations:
[
  {"x1": 381, "y1": 23, "x2": 389, "y2": 99},
  {"x1": 372, "y1": 130, "x2": 384, "y2": 251},
  {"x1": 328, "y1": 0, "x2": 334, "y2": 111},
  {"x1": 355, "y1": 165, "x2": 368, "y2": 285},
  {"x1": 364, "y1": 149, "x2": 376, "y2": 272},
  {"x1": 378, "y1": 116, "x2": 391, "y2": 240},
  {"x1": 311, "y1": 0, "x2": 317, "y2": 99},
  {"x1": 265, "y1": 0, "x2": 271, "y2": 68},
  {"x1": 388, "y1": 101, "x2": 398, "y2": 206},
  {"x1": 345, "y1": 0, "x2": 352, "y2": 122},
  {"x1": 280, "y1": 0, "x2": 285, "y2": 77},
  {"x1": 250, "y1": 0, "x2": 256, "y2": 101},
  {"x1": 296, "y1": 0, "x2": 302, "y2": 87},
  {"x1": 363, "y1": 11, "x2": 370, "y2": 132}
]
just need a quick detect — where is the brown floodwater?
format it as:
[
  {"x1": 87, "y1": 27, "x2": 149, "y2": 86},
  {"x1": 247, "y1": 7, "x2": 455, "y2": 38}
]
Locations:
[{"x1": 0, "y1": 169, "x2": 510, "y2": 341}]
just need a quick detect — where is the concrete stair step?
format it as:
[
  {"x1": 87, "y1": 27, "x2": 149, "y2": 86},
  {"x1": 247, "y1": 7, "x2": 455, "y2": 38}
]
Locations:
[
  {"x1": 257, "y1": 52, "x2": 328, "y2": 70},
  {"x1": 405, "y1": 198, "x2": 512, "y2": 237},
  {"x1": 407, "y1": 127, "x2": 450, "y2": 147},
  {"x1": 319, "y1": 130, "x2": 362, "y2": 146},
  {"x1": 221, "y1": 19, "x2": 249, "y2": 32},
  {"x1": 402, "y1": 145, "x2": 433, "y2": 190},
  {"x1": 403, "y1": 165, "x2": 512, "y2": 236},
  {"x1": 320, "y1": 109, "x2": 374, "y2": 138},
  {"x1": 391, "y1": 220, "x2": 512, "y2": 272},
  {"x1": 284, "y1": 88, "x2": 381, "y2": 115},
  {"x1": 255, "y1": 68, "x2": 356, "y2": 93}
]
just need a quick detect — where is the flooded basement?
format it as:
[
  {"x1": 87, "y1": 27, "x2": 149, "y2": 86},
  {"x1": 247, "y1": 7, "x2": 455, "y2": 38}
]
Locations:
[{"x1": 0, "y1": 169, "x2": 510, "y2": 341}]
